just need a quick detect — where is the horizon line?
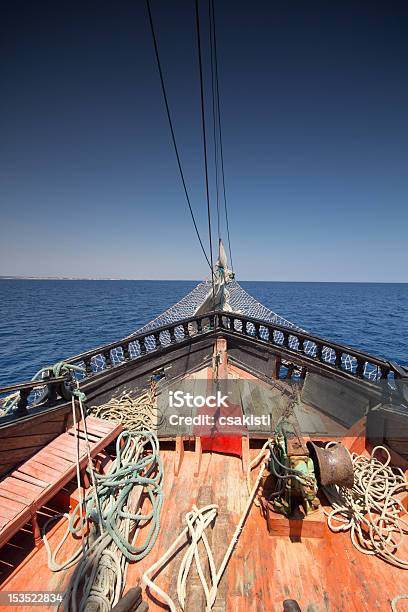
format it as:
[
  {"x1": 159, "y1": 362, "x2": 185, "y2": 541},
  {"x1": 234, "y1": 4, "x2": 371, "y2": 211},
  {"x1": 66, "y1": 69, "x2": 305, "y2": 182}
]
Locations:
[{"x1": 0, "y1": 276, "x2": 407, "y2": 284}]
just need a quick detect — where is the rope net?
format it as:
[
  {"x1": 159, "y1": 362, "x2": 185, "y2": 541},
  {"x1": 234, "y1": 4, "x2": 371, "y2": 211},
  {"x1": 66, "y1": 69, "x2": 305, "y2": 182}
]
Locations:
[
  {"x1": 132, "y1": 278, "x2": 380, "y2": 381},
  {"x1": 135, "y1": 279, "x2": 299, "y2": 335}
]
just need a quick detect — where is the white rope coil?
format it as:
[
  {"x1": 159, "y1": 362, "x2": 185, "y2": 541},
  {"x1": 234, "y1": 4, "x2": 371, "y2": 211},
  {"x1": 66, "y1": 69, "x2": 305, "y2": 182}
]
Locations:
[{"x1": 323, "y1": 444, "x2": 408, "y2": 568}]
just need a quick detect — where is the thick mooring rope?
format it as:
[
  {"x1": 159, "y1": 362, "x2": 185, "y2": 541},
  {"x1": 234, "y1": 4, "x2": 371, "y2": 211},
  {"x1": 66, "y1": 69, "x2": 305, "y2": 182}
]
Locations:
[
  {"x1": 143, "y1": 505, "x2": 218, "y2": 612},
  {"x1": 89, "y1": 382, "x2": 162, "y2": 432},
  {"x1": 246, "y1": 439, "x2": 273, "y2": 506},
  {"x1": 143, "y1": 452, "x2": 268, "y2": 611},
  {"x1": 323, "y1": 444, "x2": 408, "y2": 569},
  {"x1": 43, "y1": 429, "x2": 163, "y2": 611}
]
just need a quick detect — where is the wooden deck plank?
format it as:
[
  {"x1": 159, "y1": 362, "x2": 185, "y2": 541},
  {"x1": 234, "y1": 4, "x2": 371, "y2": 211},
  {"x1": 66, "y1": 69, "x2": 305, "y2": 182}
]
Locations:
[
  {"x1": 69, "y1": 420, "x2": 105, "y2": 433},
  {"x1": 77, "y1": 422, "x2": 113, "y2": 437},
  {"x1": 29, "y1": 452, "x2": 73, "y2": 472},
  {"x1": 0, "y1": 505, "x2": 19, "y2": 520},
  {"x1": 0, "y1": 488, "x2": 34, "y2": 506},
  {"x1": 41, "y1": 444, "x2": 80, "y2": 462},
  {"x1": 80, "y1": 417, "x2": 117, "y2": 433},
  {"x1": 10, "y1": 471, "x2": 48, "y2": 489},
  {"x1": 0, "y1": 497, "x2": 26, "y2": 514},
  {"x1": 1, "y1": 476, "x2": 44, "y2": 497},
  {"x1": 53, "y1": 433, "x2": 89, "y2": 449},
  {"x1": 66, "y1": 429, "x2": 101, "y2": 443},
  {"x1": 25, "y1": 459, "x2": 64, "y2": 479},
  {"x1": 0, "y1": 417, "x2": 122, "y2": 563},
  {"x1": 46, "y1": 440, "x2": 87, "y2": 459},
  {"x1": 16, "y1": 464, "x2": 53, "y2": 484},
  {"x1": 36, "y1": 448, "x2": 74, "y2": 465}
]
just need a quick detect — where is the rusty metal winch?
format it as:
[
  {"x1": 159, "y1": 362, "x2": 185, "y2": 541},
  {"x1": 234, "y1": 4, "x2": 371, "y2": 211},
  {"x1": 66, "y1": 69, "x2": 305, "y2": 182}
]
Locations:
[
  {"x1": 307, "y1": 441, "x2": 354, "y2": 489},
  {"x1": 263, "y1": 421, "x2": 354, "y2": 518}
]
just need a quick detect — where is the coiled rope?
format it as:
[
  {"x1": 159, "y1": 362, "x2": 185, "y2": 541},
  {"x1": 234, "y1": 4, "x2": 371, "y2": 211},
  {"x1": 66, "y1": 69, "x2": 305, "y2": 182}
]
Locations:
[
  {"x1": 323, "y1": 444, "x2": 408, "y2": 569},
  {"x1": 43, "y1": 428, "x2": 163, "y2": 611},
  {"x1": 89, "y1": 382, "x2": 163, "y2": 432},
  {"x1": 143, "y1": 445, "x2": 270, "y2": 611}
]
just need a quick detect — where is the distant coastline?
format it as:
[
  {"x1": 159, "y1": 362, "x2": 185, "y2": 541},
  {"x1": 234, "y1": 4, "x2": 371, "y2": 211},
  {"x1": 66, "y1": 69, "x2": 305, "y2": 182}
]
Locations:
[
  {"x1": 0, "y1": 276, "x2": 132, "y2": 281},
  {"x1": 0, "y1": 276, "x2": 406, "y2": 284}
]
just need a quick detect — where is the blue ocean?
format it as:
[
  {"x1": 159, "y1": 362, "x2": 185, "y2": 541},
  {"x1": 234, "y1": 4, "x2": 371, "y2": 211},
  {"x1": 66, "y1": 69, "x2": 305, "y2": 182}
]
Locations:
[{"x1": 0, "y1": 280, "x2": 406, "y2": 387}]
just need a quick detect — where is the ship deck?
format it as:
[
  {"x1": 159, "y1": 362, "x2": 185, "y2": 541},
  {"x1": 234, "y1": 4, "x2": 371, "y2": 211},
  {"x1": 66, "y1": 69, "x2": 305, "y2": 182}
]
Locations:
[
  {"x1": 1, "y1": 360, "x2": 407, "y2": 611},
  {"x1": 2, "y1": 446, "x2": 408, "y2": 612}
]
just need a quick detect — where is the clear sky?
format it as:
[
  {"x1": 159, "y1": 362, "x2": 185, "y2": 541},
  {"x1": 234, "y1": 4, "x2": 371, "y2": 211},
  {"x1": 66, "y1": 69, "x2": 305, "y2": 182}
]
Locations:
[{"x1": 1, "y1": 1, "x2": 407, "y2": 281}]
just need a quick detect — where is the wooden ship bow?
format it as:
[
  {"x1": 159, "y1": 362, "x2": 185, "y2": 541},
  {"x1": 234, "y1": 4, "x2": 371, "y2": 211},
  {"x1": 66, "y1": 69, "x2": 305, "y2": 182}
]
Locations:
[{"x1": 0, "y1": 244, "x2": 408, "y2": 611}]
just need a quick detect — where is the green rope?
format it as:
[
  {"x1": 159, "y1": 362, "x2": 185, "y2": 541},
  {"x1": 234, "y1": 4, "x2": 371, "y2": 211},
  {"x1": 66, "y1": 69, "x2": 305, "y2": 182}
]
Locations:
[
  {"x1": 0, "y1": 361, "x2": 85, "y2": 415},
  {"x1": 43, "y1": 429, "x2": 163, "y2": 610},
  {"x1": 44, "y1": 429, "x2": 163, "y2": 563},
  {"x1": 72, "y1": 386, "x2": 86, "y2": 402},
  {"x1": 70, "y1": 430, "x2": 163, "y2": 560}
]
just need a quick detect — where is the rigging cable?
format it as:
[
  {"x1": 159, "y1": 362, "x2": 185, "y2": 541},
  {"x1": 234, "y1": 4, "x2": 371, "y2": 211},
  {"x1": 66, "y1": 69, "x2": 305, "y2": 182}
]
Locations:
[
  {"x1": 145, "y1": 0, "x2": 212, "y2": 271},
  {"x1": 195, "y1": 0, "x2": 216, "y2": 298},
  {"x1": 208, "y1": 0, "x2": 221, "y2": 244},
  {"x1": 210, "y1": 0, "x2": 234, "y2": 272}
]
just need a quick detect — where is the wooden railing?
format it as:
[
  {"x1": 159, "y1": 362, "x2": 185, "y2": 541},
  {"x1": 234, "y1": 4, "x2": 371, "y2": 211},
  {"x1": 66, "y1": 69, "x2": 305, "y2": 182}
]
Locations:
[
  {"x1": 62, "y1": 312, "x2": 217, "y2": 376},
  {"x1": 1, "y1": 310, "x2": 406, "y2": 414},
  {"x1": 216, "y1": 311, "x2": 407, "y2": 383}
]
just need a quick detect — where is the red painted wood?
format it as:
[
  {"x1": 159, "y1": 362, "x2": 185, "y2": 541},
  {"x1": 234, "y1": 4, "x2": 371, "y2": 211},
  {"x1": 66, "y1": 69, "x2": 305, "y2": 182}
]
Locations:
[
  {"x1": 33, "y1": 452, "x2": 73, "y2": 471},
  {"x1": 16, "y1": 464, "x2": 52, "y2": 484},
  {"x1": 1, "y1": 477, "x2": 44, "y2": 498},
  {"x1": 45, "y1": 441, "x2": 85, "y2": 461},
  {"x1": 54, "y1": 434, "x2": 88, "y2": 449},
  {"x1": 10, "y1": 472, "x2": 48, "y2": 489},
  {"x1": 174, "y1": 436, "x2": 184, "y2": 476},
  {"x1": 0, "y1": 488, "x2": 34, "y2": 506},
  {"x1": 75, "y1": 423, "x2": 111, "y2": 437},
  {"x1": 2, "y1": 441, "x2": 408, "y2": 610},
  {"x1": 0, "y1": 417, "x2": 122, "y2": 552},
  {"x1": 40, "y1": 444, "x2": 79, "y2": 463},
  {"x1": 24, "y1": 459, "x2": 63, "y2": 480},
  {"x1": 0, "y1": 505, "x2": 19, "y2": 520},
  {"x1": 86, "y1": 415, "x2": 117, "y2": 430},
  {"x1": 74, "y1": 423, "x2": 113, "y2": 438},
  {"x1": 0, "y1": 497, "x2": 26, "y2": 514},
  {"x1": 67, "y1": 429, "x2": 101, "y2": 443}
]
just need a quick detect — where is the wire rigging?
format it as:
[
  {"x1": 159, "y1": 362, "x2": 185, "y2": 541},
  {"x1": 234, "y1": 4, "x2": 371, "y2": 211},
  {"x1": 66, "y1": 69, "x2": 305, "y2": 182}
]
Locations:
[
  {"x1": 210, "y1": 0, "x2": 234, "y2": 272},
  {"x1": 195, "y1": 0, "x2": 216, "y2": 295},
  {"x1": 208, "y1": 0, "x2": 221, "y2": 244},
  {"x1": 145, "y1": 0, "x2": 212, "y2": 271}
]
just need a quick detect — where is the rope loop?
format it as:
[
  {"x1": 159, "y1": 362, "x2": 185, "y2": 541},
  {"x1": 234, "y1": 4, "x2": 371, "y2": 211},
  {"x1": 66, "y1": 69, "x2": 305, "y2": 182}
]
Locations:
[
  {"x1": 43, "y1": 428, "x2": 163, "y2": 611},
  {"x1": 323, "y1": 444, "x2": 408, "y2": 569}
]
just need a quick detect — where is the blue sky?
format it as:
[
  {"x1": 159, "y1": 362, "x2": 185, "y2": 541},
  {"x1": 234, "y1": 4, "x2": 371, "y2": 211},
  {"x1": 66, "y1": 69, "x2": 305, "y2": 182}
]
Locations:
[{"x1": 0, "y1": 1, "x2": 407, "y2": 281}]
